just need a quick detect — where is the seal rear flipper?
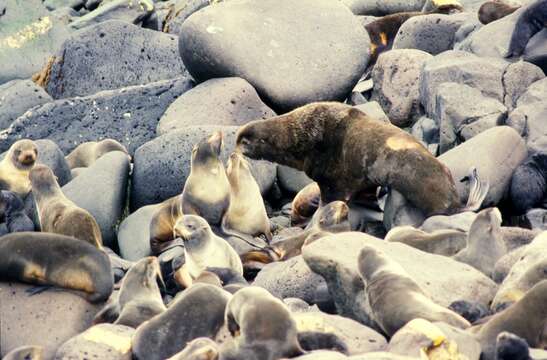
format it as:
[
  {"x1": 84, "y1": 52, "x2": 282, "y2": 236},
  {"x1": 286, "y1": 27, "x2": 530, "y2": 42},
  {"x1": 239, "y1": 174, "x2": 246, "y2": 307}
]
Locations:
[{"x1": 461, "y1": 167, "x2": 490, "y2": 212}]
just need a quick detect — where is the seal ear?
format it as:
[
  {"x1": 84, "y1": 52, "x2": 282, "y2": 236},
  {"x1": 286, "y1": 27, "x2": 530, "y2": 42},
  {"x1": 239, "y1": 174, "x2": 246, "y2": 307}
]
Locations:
[{"x1": 208, "y1": 131, "x2": 223, "y2": 155}]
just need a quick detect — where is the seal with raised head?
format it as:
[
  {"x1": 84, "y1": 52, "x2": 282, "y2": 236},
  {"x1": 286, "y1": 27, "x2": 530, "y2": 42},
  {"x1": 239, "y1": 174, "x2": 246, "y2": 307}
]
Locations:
[
  {"x1": 478, "y1": 0, "x2": 520, "y2": 24},
  {"x1": 0, "y1": 139, "x2": 38, "y2": 198},
  {"x1": 0, "y1": 190, "x2": 35, "y2": 233},
  {"x1": 93, "y1": 256, "x2": 166, "y2": 328},
  {"x1": 236, "y1": 102, "x2": 485, "y2": 218},
  {"x1": 65, "y1": 139, "x2": 129, "y2": 169},
  {"x1": 357, "y1": 245, "x2": 470, "y2": 336},
  {"x1": 29, "y1": 164, "x2": 103, "y2": 248},
  {"x1": 0, "y1": 232, "x2": 113, "y2": 302}
]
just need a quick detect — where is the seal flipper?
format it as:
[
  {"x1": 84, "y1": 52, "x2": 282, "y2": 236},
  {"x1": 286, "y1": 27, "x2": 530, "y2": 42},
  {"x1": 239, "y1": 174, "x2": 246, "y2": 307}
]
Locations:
[
  {"x1": 460, "y1": 167, "x2": 490, "y2": 212},
  {"x1": 25, "y1": 284, "x2": 56, "y2": 296}
]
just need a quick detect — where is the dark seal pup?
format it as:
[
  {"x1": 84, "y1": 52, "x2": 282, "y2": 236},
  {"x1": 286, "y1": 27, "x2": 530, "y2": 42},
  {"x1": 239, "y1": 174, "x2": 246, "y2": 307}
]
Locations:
[
  {"x1": 0, "y1": 232, "x2": 113, "y2": 302},
  {"x1": 236, "y1": 102, "x2": 485, "y2": 218},
  {"x1": 509, "y1": 152, "x2": 547, "y2": 215}
]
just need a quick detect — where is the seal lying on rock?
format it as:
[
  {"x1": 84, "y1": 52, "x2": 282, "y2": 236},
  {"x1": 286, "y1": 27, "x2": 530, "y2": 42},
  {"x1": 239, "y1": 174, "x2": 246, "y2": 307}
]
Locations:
[
  {"x1": 236, "y1": 102, "x2": 486, "y2": 218},
  {"x1": 0, "y1": 139, "x2": 38, "y2": 198},
  {"x1": 65, "y1": 139, "x2": 129, "y2": 169},
  {"x1": 507, "y1": 0, "x2": 547, "y2": 57},
  {"x1": 478, "y1": 0, "x2": 519, "y2": 24},
  {"x1": 509, "y1": 152, "x2": 547, "y2": 215}
]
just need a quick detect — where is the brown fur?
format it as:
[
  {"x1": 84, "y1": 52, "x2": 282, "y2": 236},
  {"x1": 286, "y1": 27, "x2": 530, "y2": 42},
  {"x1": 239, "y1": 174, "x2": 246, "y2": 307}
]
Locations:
[
  {"x1": 478, "y1": 1, "x2": 519, "y2": 24},
  {"x1": 291, "y1": 182, "x2": 321, "y2": 227},
  {"x1": 65, "y1": 139, "x2": 129, "y2": 169},
  {"x1": 0, "y1": 139, "x2": 38, "y2": 198},
  {"x1": 32, "y1": 56, "x2": 55, "y2": 88},
  {"x1": 149, "y1": 195, "x2": 182, "y2": 255},
  {"x1": 236, "y1": 102, "x2": 460, "y2": 217}
]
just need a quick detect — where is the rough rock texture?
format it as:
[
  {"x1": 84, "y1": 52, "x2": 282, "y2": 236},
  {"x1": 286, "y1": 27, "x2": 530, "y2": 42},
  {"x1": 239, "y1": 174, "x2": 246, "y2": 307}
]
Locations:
[
  {"x1": 117, "y1": 203, "x2": 161, "y2": 261},
  {"x1": 0, "y1": 80, "x2": 52, "y2": 130},
  {"x1": 0, "y1": 282, "x2": 102, "y2": 359},
  {"x1": 371, "y1": 49, "x2": 432, "y2": 127},
  {"x1": 157, "y1": 77, "x2": 275, "y2": 135},
  {"x1": 46, "y1": 20, "x2": 186, "y2": 99},
  {"x1": 0, "y1": 77, "x2": 193, "y2": 156},
  {"x1": 130, "y1": 125, "x2": 276, "y2": 209},
  {"x1": 179, "y1": 0, "x2": 370, "y2": 111},
  {"x1": 502, "y1": 61, "x2": 544, "y2": 111},
  {"x1": 302, "y1": 232, "x2": 497, "y2": 326},
  {"x1": 63, "y1": 151, "x2": 130, "y2": 248}
]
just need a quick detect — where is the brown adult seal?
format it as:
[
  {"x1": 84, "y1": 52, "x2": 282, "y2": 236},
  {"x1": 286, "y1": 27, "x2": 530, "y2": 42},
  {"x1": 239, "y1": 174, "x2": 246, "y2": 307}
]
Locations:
[
  {"x1": 0, "y1": 139, "x2": 38, "y2": 198},
  {"x1": 236, "y1": 102, "x2": 484, "y2": 218},
  {"x1": 478, "y1": 0, "x2": 519, "y2": 24}
]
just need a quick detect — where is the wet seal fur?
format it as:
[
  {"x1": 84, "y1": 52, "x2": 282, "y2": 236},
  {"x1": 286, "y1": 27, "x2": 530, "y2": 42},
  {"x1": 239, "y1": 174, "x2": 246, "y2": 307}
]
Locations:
[
  {"x1": 357, "y1": 245, "x2": 470, "y2": 336},
  {"x1": 236, "y1": 102, "x2": 485, "y2": 218},
  {"x1": 0, "y1": 139, "x2": 38, "y2": 198},
  {"x1": 509, "y1": 152, "x2": 547, "y2": 215},
  {"x1": 0, "y1": 232, "x2": 113, "y2": 302},
  {"x1": 65, "y1": 139, "x2": 129, "y2": 169},
  {"x1": 93, "y1": 257, "x2": 166, "y2": 328},
  {"x1": 507, "y1": 0, "x2": 547, "y2": 57},
  {"x1": 0, "y1": 190, "x2": 35, "y2": 233},
  {"x1": 29, "y1": 164, "x2": 103, "y2": 248}
]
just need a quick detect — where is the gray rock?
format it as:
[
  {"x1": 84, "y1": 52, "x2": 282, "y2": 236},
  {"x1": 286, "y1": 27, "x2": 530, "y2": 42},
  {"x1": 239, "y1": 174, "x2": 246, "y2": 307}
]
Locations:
[
  {"x1": 68, "y1": 0, "x2": 154, "y2": 30},
  {"x1": 54, "y1": 324, "x2": 134, "y2": 360},
  {"x1": 0, "y1": 77, "x2": 193, "y2": 156},
  {"x1": 44, "y1": 0, "x2": 85, "y2": 11},
  {"x1": 277, "y1": 166, "x2": 314, "y2": 195},
  {"x1": 353, "y1": 102, "x2": 390, "y2": 123},
  {"x1": 118, "y1": 203, "x2": 161, "y2": 261},
  {"x1": 46, "y1": 20, "x2": 186, "y2": 99},
  {"x1": 130, "y1": 125, "x2": 276, "y2": 209},
  {"x1": 371, "y1": 49, "x2": 432, "y2": 127},
  {"x1": 526, "y1": 208, "x2": 547, "y2": 231},
  {"x1": 63, "y1": 151, "x2": 130, "y2": 248},
  {"x1": 393, "y1": 13, "x2": 470, "y2": 55},
  {"x1": 341, "y1": 0, "x2": 425, "y2": 15},
  {"x1": 0, "y1": 0, "x2": 70, "y2": 85},
  {"x1": 383, "y1": 190, "x2": 426, "y2": 230},
  {"x1": 410, "y1": 116, "x2": 439, "y2": 146},
  {"x1": 253, "y1": 256, "x2": 326, "y2": 304},
  {"x1": 163, "y1": 0, "x2": 211, "y2": 35},
  {"x1": 502, "y1": 61, "x2": 544, "y2": 111},
  {"x1": 157, "y1": 77, "x2": 275, "y2": 136},
  {"x1": 0, "y1": 80, "x2": 52, "y2": 130},
  {"x1": 0, "y1": 282, "x2": 102, "y2": 359},
  {"x1": 302, "y1": 232, "x2": 497, "y2": 326},
  {"x1": 179, "y1": 0, "x2": 370, "y2": 111},
  {"x1": 434, "y1": 82, "x2": 507, "y2": 154},
  {"x1": 438, "y1": 126, "x2": 527, "y2": 207}
]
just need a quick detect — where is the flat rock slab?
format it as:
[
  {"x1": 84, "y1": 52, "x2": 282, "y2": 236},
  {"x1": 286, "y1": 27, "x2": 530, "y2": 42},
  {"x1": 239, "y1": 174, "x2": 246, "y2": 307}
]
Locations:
[
  {"x1": 179, "y1": 0, "x2": 370, "y2": 111},
  {"x1": 46, "y1": 20, "x2": 186, "y2": 99},
  {"x1": 0, "y1": 77, "x2": 193, "y2": 156},
  {"x1": 0, "y1": 80, "x2": 52, "y2": 130}
]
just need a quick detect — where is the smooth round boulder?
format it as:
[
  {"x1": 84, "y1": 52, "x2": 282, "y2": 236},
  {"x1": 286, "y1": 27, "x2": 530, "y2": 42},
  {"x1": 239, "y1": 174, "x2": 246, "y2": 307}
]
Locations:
[
  {"x1": 117, "y1": 203, "x2": 162, "y2": 261},
  {"x1": 179, "y1": 0, "x2": 370, "y2": 111},
  {"x1": 0, "y1": 80, "x2": 52, "y2": 130}
]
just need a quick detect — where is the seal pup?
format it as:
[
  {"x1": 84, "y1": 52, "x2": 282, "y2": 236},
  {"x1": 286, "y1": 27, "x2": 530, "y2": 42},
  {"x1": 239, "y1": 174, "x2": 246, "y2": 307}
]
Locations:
[
  {"x1": 496, "y1": 332, "x2": 531, "y2": 360},
  {"x1": 132, "y1": 284, "x2": 231, "y2": 360},
  {"x1": 222, "y1": 152, "x2": 272, "y2": 242},
  {"x1": 0, "y1": 139, "x2": 38, "y2": 198},
  {"x1": 236, "y1": 102, "x2": 487, "y2": 218},
  {"x1": 93, "y1": 257, "x2": 166, "y2": 328},
  {"x1": 478, "y1": 0, "x2": 520, "y2": 24},
  {"x1": 222, "y1": 286, "x2": 304, "y2": 360},
  {"x1": 0, "y1": 190, "x2": 34, "y2": 233},
  {"x1": 291, "y1": 182, "x2": 321, "y2": 227},
  {"x1": 2, "y1": 345, "x2": 44, "y2": 360},
  {"x1": 166, "y1": 338, "x2": 219, "y2": 360},
  {"x1": 509, "y1": 152, "x2": 547, "y2": 215},
  {"x1": 385, "y1": 226, "x2": 467, "y2": 256},
  {"x1": 149, "y1": 195, "x2": 183, "y2": 255},
  {"x1": 29, "y1": 164, "x2": 103, "y2": 248},
  {"x1": 173, "y1": 215, "x2": 243, "y2": 287},
  {"x1": 65, "y1": 139, "x2": 129, "y2": 169},
  {"x1": 472, "y1": 280, "x2": 547, "y2": 360},
  {"x1": 453, "y1": 208, "x2": 507, "y2": 276},
  {"x1": 507, "y1": 0, "x2": 547, "y2": 57},
  {"x1": 0, "y1": 232, "x2": 113, "y2": 302},
  {"x1": 357, "y1": 245, "x2": 470, "y2": 336}
]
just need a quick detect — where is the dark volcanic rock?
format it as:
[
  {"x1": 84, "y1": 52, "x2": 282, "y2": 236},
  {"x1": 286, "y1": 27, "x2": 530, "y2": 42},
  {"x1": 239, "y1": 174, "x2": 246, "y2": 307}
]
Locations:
[
  {"x1": 0, "y1": 77, "x2": 193, "y2": 156},
  {"x1": 179, "y1": 0, "x2": 370, "y2": 111},
  {"x1": 46, "y1": 20, "x2": 187, "y2": 99},
  {"x1": 0, "y1": 79, "x2": 52, "y2": 130}
]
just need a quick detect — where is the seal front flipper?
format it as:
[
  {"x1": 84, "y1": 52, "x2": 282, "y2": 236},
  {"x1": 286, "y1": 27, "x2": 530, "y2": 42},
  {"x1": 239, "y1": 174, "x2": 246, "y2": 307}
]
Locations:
[{"x1": 460, "y1": 167, "x2": 490, "y2": 212}]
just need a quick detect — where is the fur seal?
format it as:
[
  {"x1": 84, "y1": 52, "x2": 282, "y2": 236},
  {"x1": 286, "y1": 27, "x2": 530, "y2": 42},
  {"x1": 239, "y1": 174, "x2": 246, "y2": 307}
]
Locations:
[
  {"x1": 0, "y1": 190, "x2": 34, "y2": 233},
  {"x1": 453, "y1": 208, "x2": 507, "y2": 276},
  {"x1": 507, "y1": 0, "x2": 547, "y2": 57},
  {"x1": 472, "y1": 280, "x2": 547, "y2": 360},
  {"x1": 385, "y1": 226, "x2": 467, "y2": 256},
  {"x1": 509, "y1": 152, "x2": 547, "y2": 215},
  {"x1": 65, "y1": 139, "x2": 129, "y2": 169},
  {"x1": 166, "y1": 338, "x2": 219, "y2": 360},
  {"x1": 291, "y1": 182, "x2": 321, "y2": 227},
  {"x1": 2, "y1": 345, "x2": 44, "y2": 360},
  {"x1": 0, "y1": 139, "x2": 38, "y2": 198},
  {"x1": 357, "y1": 245, "x2": 470, "y2": 336},
  {"x1": 496, "y1": 332, "x2": 531, "y2": 360},
  {"x1": 149, "y1": 195, "x2": 183, "y2": 255},
  {"x1": 132, "y1": 284, "x2": 231, "y2": 360},
  {"x1": 29, "y1": 164, "x2": 103, "y2": 248},
  {"x1": 0, "y1": 232, "x2": 113, "y2": 302},
  {"x1": 478, "y1": 1, "x2": 519, "y2": 24},
  {"x1": 93, "y1": 256, "x2": 166, "y2": 328},
  {"x1": 222, "y1": 152, "x2": 272, "y2": 242},
  {"x1": 222, "y1": 286, "x2": 304, "y2": 360},
  {"x1": 236, "y1": 102, "x2": 485, "y2": 218}
]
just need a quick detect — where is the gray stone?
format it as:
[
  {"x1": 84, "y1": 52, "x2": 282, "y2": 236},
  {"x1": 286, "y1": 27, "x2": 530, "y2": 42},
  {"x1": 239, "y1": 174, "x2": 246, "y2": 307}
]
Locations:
[
  {"x1": 434, "y1": 82, "x2": 507, "y2": 154},
  {"x1": 526, "y1": 208, "x2": 547, "y2": 231},
  {"x1": 163, "y1": 0, "x2": 211, "y2": 35},
  {"x1": 341, "y1": 0, "x2": 425, "y2": 15},
  {"x1": 68, "y1": 0, "x2": 154, "y2": 30},
  {"x1": 277, "y1": 165, "x2": 314, "y2": 195},
  {"x1": 179, "y1": 0, "x2": 370, "y2": 111},
  {"x1": 502, "y1": 61, "x2": 545, "y2": 111},
  {"x1": 302, "y1": 232, "x2": 497, "y2": 326},
  {"x1": 157, "y1": 77, "x2": 275, "y2": 136},
  {"x1": 253, "y1": 256, "x2": 326, "y2": 304},
  {"x1": 0, "y1": 0, "x2": 70, "y2": 85},
  {"x1": 0, "y1": 282, "x2": 102, "y2": 359},
  {"x1": 410, "y1": 116, "x2": 439, "y2": 146},
  {"x1": 0, "y1": 80, "x2": 52, "y2": 130},
  {"x1": 46, "y1": 20, "x2": 186, "y2": 99},
  {"x1": 63, "y1": 151, "x2": 130, "y2": 248},
  {"x1": 0, "y1": 77, "x2": 193, "y2": 156},
  {"x1": 54, "y1": 324, "x2": 134, "y2": 360},
  {"x1": 371, "y1": 49, "x2": 432, "y2": 127},
  {"x1": 118, "y1": 203, "x2": 161, "y2": 261},
  {"x1": 130, "y1": 125, "x2": 276, "y2": 209},
  {"x1": 44, "y1": 0, "x2": 85, "y2": 11},
  {"x1": 393, "y1": 13, "x2": 470, "y2": 55},
  {"x1": 353, "y1": 102, "x2": 390, "y2": 123}
]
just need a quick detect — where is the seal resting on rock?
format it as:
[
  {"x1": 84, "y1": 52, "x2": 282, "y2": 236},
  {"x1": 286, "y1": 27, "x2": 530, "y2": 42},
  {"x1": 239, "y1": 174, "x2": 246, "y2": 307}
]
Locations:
[
  {"x1": 236, "y1": 102, "x2": 486, "y2": 218},
  {"x1": 509, "y1": 152, "x2": 547, "y2": 215},
  {"x1": 0, "y1": 139, "x2": 38, "y2": 198},
  {"x1": 65, "y1": 139, "x2": 129, "y2": 169},
  {"x1": 478, "y1": 1, "x2": 519, "y2": 24}
]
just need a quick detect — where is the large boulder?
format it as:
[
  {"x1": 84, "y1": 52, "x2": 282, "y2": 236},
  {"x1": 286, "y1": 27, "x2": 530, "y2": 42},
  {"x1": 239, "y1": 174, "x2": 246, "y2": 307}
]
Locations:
[
  {"x1": 0, "y1": 77, "x2": 193, "y2": 156},
  {"x1": 179, "y1": 0, "x2": 370, "y2": 111},
  {"x1": 0, "y1": 80, "x2": 52, "y2": 130},
  {"x1": 501, "y1": 61, "x2": 544, "y2": 111},
  {"x1": 163, "y1": 0, "x2": 211, "y2": 35},
  {"x1": 157, "y1": 77, "x2": 275, "y2": 136},
  {"x1": 302, "y1": 232, "x2": 498, "y2": 327},
  {"x1": 117, "y1": 203, "x2": 162, "y2": 261},
  {"x1": 45, "y1": 20, "x2": 186, "y2": 99},
  {"x1": 130, "y1": 125, "x2": 276, "y2": 210}
]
